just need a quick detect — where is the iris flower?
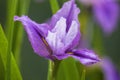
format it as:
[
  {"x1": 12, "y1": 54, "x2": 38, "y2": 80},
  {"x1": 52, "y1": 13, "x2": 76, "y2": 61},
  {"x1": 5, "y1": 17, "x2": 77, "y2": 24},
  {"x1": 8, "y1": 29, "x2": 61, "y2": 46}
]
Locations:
[
  {"x1": 79, "y1": 0, "x2": 119, "y2": 34},
  {"x1": 101, "y1": 57, "x2": 120, "y2": 80},
  {"x1": 14, "y1": 0, "x2": 100, "y2": 65}
]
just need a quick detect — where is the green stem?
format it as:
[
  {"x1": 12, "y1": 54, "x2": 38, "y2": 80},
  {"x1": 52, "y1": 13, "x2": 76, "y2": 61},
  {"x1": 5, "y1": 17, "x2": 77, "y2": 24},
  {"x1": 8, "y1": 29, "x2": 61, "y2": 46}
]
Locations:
[
  {"x1": 5, "y1": 0, "x2": 18, "y2": 80},
  {"x1": 13, "y1": 0, "x2": 30, "y2": 66},
  {"x1": 47, "y1": 0, "x2": 60, "y2": 80},
  {"x1": 81, "y1": 69, "x2": 86, "y2": 80},
  {"x1": 47, "y1": 60, "x2": 61, "y2": 80},
  {"x1": 49, "y1": 0, "x2": 59, "y2": 14}
]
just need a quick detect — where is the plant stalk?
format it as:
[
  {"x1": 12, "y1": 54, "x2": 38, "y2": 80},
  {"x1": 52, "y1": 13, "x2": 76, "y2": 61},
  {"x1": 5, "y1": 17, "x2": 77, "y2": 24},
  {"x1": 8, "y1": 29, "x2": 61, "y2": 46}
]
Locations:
[
  {"x1": 5, "y1": 0, "x2": 18, "y2": 80},
  {"x1": 13, "y1": 0, "x2": 30, "y2": 66},
  {"x1": 47, "y1": 60, "x2": 61, "y2": 80}
]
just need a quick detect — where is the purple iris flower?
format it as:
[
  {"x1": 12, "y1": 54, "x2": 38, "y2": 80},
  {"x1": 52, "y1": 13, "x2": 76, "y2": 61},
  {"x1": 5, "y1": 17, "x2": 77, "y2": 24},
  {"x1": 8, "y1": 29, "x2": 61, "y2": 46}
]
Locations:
[
  {"x1": 14, "y1": 0, "x2": 100, "y2": 65},
  {"x1": 101, "y1": 57, "x2": 120, "y2": 80},
  {"x1": 79, "y1": 0, "x2": 119, "y2": 35}
]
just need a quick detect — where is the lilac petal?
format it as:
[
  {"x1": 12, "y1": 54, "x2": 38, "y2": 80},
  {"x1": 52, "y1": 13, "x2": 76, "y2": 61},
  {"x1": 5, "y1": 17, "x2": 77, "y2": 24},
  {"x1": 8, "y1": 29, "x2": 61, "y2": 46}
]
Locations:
[
  {"x1": 46, "y1": 17, "x2": 67, "y2": 55},
  {"x1": 52, "y1": 17, "x2": 66, "y2": 40},
  {"x1": 46, "y1": 31, "x2": 65, "y2": 55},
  {"x1": 71, "y1": 49, "x2": 100, "y2": 65},
  {"x1": 53, "y1": 54, "x2": 70, "y2": 60},
  {"x1": 101, "y1": 57, "x2": 120, "y2": 80},
  {"x1": 14, "y1": 16, "x2": 50, "y2": 58},
  {"x1": 14, "y1": 16, "x2": 50, "y2": 37},
  {"x1": 49, "y1": 0, "x2": 80, "y2": 49},
  {"x1": 64, "y1": 20, "x2": 80, "y2": 49},
  {"x1": 93, "y1": 0, "x2": 119, "y2": 34},
  {"x1": 49, "y1": 0, "x2": 80, "y2": 31}
]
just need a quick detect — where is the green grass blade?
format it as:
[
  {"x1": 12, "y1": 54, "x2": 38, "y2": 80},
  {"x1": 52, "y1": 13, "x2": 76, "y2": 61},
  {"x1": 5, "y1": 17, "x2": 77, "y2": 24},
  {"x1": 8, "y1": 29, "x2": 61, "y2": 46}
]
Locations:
[
  {"x1": 0, "y1": 25, "x2": 22, "y2": 80},
  {"x1": 5, "y1": 0, "x2": 18, "y2": 79},
  {"x1": 0, "y1": 25, "x2": 8, "y2": 66},
  {"x1": 0, "y1": 24, "x2": 7, "y2": 80},
  {"x1": 11, "y1": 53, "x2": 22, "y2": 80},
  {"x1": 13, "y1": 0, "x2": 30, "y2": 66}
]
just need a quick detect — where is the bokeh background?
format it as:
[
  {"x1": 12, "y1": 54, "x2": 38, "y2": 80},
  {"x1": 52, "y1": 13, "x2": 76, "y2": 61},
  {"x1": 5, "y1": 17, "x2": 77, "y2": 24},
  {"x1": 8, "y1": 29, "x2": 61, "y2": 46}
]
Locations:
[{"x1": 0, "y1": 0, "x2": 120, "y2": 80}]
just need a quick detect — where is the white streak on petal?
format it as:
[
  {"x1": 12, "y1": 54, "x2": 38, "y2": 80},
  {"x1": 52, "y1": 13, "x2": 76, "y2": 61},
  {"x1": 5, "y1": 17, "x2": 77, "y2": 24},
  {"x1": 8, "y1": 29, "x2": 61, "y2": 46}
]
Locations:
[
  {"x1": 64, "y1": 20, "x2": 78, "y2": 47},
  {"x1": 46, "y1": 31, "x2": 65, "y2": 55},
  {"x1": 52, "y1": 17, "x2": 66, "y2": 40}
]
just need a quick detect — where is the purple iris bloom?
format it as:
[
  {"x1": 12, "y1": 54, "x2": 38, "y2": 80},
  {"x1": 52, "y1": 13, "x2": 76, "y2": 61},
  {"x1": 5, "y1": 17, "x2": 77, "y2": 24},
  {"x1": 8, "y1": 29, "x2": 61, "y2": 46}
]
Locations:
[
  {"x1": 101, "y1": 57, "x2": 120, "y2": 80},
  {"x1": 14, "y1": 0, "x2": 100, "y2": 65},
  {"x1": 80, "y1": 0, "x2": 119, "y2": 35}
]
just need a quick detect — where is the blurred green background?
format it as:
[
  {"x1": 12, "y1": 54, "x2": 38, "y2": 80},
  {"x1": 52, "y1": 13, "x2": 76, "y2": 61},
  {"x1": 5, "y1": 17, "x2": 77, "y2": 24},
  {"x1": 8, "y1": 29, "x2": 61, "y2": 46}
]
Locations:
[{"x1": 0, "y1": 0, "x2": 120, "y2": 80}]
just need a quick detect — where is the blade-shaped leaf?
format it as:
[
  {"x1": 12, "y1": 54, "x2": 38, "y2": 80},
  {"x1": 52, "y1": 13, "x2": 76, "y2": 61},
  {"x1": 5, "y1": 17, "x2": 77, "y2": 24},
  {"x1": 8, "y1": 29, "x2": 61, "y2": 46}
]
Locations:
[
  {"x1": 57, "y1": 57, "x2": 80, "y2": 80},
  {"x1": 11, "y1": 52, "x2": 22, "y2": 80},
  {"x1": 0, "y1": 24, "x2": 8, "y2": 80},
  {"x1": 76, "y1": 61, "x2": 86, "y2": 80},
  {"x1": 0, "y1": 25, "x2": 8, "y2": 66},
  {"x1": 0, "y1": 25, "x2": 22, "y2": 80},
  {"x1": 0, "y1": 55, "x2": 5, "y2": 80}
]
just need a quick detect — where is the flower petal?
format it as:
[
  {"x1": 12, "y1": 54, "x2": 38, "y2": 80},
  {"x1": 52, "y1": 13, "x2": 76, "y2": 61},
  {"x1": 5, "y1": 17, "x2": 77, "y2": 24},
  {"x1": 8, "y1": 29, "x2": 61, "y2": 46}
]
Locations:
[
  {"x1": 46, "y1": 31, "x2": 65, "y2": 55},
  {"x1": 71, "y1": 49, "x2": 100, "y2": 65},
  {"x1": 14, "y1": 16, "x2": 50, "y2": 58},
  {"x1": 46, "y1": 17, "x2": 68, "y2": 55},
  {"x1": 93, "y1": 0, "x2": 119, "y2": 34},
  {"x1": 53, "y1": 54, "x2": 70, "y2": 60},
  {"x1": 101, "y1": 57, "x2": 120, "y2": 80},
  {"x1": 52, "y1": 17, "x2": 66, "y2": 40},
  {"x1": 49, "y1": 0, "x2": 80, "y2": 31},
  {"x1": 64, "y1": 20, "x2": 80, "y2": 49},
  {"x1": 14, "y1": 16, "x2": 49, "y2": 37}
]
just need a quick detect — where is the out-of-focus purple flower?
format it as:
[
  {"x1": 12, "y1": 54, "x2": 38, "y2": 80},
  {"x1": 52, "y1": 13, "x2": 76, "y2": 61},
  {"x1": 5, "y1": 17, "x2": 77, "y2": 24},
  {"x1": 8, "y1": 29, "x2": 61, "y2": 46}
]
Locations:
[
  {"x1": 101, "y1": 57, "x2": 120, "y2": 80},
  {"x1": 14, "y1": 0, "x2": 100, "y2": 65},
  {"x1": 79, "y1": 0, "x2": 119, "y2": 35}
]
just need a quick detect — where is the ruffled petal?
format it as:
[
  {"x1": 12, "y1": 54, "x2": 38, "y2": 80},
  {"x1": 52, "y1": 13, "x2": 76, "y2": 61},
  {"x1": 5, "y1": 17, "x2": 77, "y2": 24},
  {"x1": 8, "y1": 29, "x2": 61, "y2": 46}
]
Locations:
[
  {"x1": 49, "y1": 0, "x2": 80, "y2": 31},
  {"x1": 71, "y1": 49, "x2": 100, "y2": 65},
  {"x1": 93, "y1": 0, "x2": 119, "y2": 34},
  {"x1": 14, "y1": 16, "x2": 50, "y2": 58}
]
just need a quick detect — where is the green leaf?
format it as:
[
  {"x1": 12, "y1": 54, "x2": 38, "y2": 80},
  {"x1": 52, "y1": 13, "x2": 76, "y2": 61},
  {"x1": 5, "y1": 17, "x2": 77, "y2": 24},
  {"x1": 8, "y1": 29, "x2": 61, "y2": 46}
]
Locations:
[
  {"x1": 0, "y1": 25, "x2": 8, "y2": 66},
  {"x1": 76, "y1": 61, "x2": 86, "y2": 80},
  {"x1": 0, "y1": 24, "x2": 8, "y2": 80},
  {"x1": 0, "y1": 25, "x2": 22, "y2": 80},
  {"x1": 11, "y1": 53, "x2": 22, "y2": 80},
  {"x1": 0, "y1": 55, "x2": 5, "y2": 80},
  {"x1": 57, "y1": 57, "x2": 79, "y2": 80}
]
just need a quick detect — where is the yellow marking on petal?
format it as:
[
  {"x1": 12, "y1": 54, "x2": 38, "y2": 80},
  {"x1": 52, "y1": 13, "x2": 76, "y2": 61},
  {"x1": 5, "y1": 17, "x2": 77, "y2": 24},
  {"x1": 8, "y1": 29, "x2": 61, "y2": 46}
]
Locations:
[
  {"x1": 41, "y1": 37, "x2": 53, "y2": 55},
  {"x1": 67, "y1": 52, "x2": 73, "y2": 54},
  {"x1": 42, "y1": 38, "x2": 49, "y2": 46}
]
